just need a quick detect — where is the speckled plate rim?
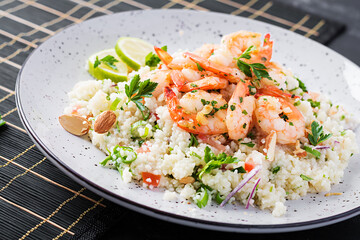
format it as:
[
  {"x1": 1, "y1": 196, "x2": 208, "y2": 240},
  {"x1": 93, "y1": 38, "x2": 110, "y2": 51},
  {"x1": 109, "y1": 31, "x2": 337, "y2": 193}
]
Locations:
[{"x1": 15, "y1": 9, "x2": 360, "y2": 233}]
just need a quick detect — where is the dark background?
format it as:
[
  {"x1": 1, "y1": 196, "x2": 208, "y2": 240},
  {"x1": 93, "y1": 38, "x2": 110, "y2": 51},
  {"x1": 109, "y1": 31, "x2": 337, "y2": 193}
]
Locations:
[{"x1": 104, "y1": 0, "x2": 360, "y2": 239}]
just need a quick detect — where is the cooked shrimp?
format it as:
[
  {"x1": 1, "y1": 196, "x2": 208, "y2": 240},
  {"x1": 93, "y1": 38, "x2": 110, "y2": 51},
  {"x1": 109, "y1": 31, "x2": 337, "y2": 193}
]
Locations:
[
  {"x1": 164, "y1": 87, "x2": 227, "y2": 135},
  {"x1": 250, "y1": 33, "x2": 273, "y2": 65},
  {"x1": 170, "y1": 70, "x2": 228, "y2": 92},
  {"x1": 154, "y1": 46, "x2": 197, "y2": 70},
  {"x1": 193, "y1": 44, "x2": 219, "y2": 59},
  {"x1": 142, "y1": 69, "x2": 171, "y2": 97},
  {"x1": 257, "y1": 85, "x2": 300, "y2": 100},
  {"x1": 226, "y1": 80, "x2": 256, "y2": 140},
  {"x1": 184, "y1": 52, "x2": 245, "y2": 83},
  {"x1": 219, "y1": 31, "x2": 273, "y2": 65},
  {"x1": 254, "y1": 95, "x2": 305, "y2": 144},
  {"x1": 221, "y1": 31, "x2": 262, "y2": 57}
]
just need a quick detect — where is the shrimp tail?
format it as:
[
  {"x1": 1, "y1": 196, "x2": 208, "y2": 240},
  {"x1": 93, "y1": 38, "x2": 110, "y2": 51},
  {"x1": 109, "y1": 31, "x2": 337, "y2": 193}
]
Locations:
[
  {"x1": 184, "y1": 52, "x2": 240, "y2": 83},
  {"x1": 170, "y1": 70, "x2": 187, "y2": 90},
  {"x1": 257, "y1": 85, "x2": 300, "y2": 99},
  {"x1": 154, "y1": 46, "x2": 173, "y2": 66}
]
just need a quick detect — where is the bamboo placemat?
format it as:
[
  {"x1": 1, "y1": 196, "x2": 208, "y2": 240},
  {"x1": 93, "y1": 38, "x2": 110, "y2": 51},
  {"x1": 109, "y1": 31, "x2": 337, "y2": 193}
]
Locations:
[{"x1": 0, "y1": 0, "x2": 345, "y2": 239}]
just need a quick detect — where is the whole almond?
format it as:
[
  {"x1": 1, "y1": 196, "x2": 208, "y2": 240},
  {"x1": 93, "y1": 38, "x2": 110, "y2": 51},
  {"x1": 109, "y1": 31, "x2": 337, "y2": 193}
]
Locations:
[
  {"x1": 59, "y1": 114, "x2": 89, "y2": 136},
  {"x1": 94, "y1": 110, "x2": 116, "y2": 134},
  {"x1": 179, "y1": 176, "x2": 195, "y2": 184}
]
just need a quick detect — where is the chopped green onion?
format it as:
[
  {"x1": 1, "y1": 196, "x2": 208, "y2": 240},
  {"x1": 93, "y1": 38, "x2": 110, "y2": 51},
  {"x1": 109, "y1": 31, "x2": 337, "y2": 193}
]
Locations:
[
  {"x1": 194, "y1": 186, "x2": 209, "y2": 208},
  {"x1": 215, "y1": 192, "x2": 225, "y2": 204},
  {"x1": 303, "y1": 146, "x2": 321, "y2": 158},
  {"x1": 110, "y1": 97, "x2": 121, "y2": 111},
  {"x1": 130, "y1": 120, "x2": 149, "y2": 139},
  {"x1": 300, "y1": 174, "x2": 313, "y2": 181}
]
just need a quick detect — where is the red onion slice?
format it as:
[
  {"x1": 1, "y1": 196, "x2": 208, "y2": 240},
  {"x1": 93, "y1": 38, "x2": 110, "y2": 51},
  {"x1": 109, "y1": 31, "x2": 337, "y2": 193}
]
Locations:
[
  {"x1": 313, "y1": 145, "x2": 330, "y2": 150},
  {"x1": 220, "y1": 165, "x2": 262, "y2": 207},
  {"x1": 245, "y1": 178, "x2": 261, "y2": 209}
]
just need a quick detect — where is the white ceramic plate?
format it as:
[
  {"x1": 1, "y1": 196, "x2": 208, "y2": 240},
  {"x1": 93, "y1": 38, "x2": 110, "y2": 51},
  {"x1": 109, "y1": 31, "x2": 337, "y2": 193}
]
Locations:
[{"x1": 16, "y1": 10, "x2": 360, "y2": 233}]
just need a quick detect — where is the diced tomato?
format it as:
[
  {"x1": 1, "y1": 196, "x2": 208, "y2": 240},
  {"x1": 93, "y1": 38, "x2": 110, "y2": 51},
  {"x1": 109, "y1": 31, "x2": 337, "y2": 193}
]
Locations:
[
  {"x1": 244, "y1": 162, "x2": 256, "y2": 172},
  {"x1": 141, "y1": 172, "x2": 161, "y2": 187}
]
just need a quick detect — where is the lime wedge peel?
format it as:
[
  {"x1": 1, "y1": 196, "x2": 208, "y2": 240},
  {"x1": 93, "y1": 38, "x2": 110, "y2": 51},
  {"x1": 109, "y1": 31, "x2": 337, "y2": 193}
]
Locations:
[
  {"x1": 115, "y1": 37, "x2": 154, "y2": 71},
  {"x1": 88, "y1": 49, "x2": 128, "y2": 83}
]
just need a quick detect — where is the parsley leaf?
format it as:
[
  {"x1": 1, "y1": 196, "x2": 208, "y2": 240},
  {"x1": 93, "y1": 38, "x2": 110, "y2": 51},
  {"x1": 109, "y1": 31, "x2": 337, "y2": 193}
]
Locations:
[
  {"x1": 239, "y1": 45, "x2": 256, "y2": 59},
  {"x1": 94, "y1": 55, "x2": 119, "y2": 70},
  {"x1": 145, "y1": 45, "x2": 167, "y2": 67},
  {"x1": 236, "y1": 45, "x2": 272, "y2": 86},
  {"x1": 199, "y1": 146, "x2": 239, "y2": 179},
  {"x1": 125, "y1": 75, "x2": 158, "y2": 120},
  {"x1": 308, "y1": 121, "x2": 332, "y2": 146}
]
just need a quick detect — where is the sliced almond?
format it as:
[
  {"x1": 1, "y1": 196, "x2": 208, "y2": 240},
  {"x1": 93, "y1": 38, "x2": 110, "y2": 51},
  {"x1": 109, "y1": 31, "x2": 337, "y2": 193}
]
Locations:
[
  {"x1": 294, "y1": 140, "x2": 307, "y2": 158},
  {"x1": 179, "y1": 176, "x2": 195, "y2": 184},
  {"x1": 94, "y1": 110, "x2": 116, "y2": 134},
  {"x1": 264, "y1": 130, "x2": 277, "y2": 162},
  {"x1": 59, "y1": 114, "x2": 89, "y2": 136}
]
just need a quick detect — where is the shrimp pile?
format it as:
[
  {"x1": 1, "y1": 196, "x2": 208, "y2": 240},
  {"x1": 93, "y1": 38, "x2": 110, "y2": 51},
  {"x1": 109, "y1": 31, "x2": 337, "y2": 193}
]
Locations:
[{"x1": 148, "y1": 31, "x2": 305, "y2": 152}]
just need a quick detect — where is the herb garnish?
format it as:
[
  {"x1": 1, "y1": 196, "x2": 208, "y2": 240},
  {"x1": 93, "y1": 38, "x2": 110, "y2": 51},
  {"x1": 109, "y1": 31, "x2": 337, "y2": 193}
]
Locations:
[
  {"x1": 236, "y1": 45, "x2": 272, "y2": 86},
  {"x1": 198, "y1": 146, "x2": 239, "y2": 179},
  {"x1": 241, "y1": 142, "x2": 255, "y2": 147},
  {"x1": 300, "y1": 174, "x2": 313, "y2": 181},
  {"x1": 308, "y1": 121, "x2": 332, "y2": 146},
  {"x1": 196, "y1": 63, "x2": 205, "y2": 71},
  {"x1": 231, "y1": 166, "x2": 247, "y2": 173},
  {"x1": 125, "y1": 74, "x2": 158, "y2": 120},
  {"x1": 308, "y1": 99, "x2": 320, "y2": 108},
  {"x1": 94, "y1": 55, "x2": 119, "y2": 70},
  {"x1": 303, "y1": 145, "x2": 321, "y2": 158},
  {"x1": 295, "y1": 77, "x2": 308, "y2": 92},
  {"x1": 189, "y1": 133, "x2": 199, "y2": 147},
  {"x1": 272, "y1": 166, "x2": 281, "y2": 174},
  {"x1": 145, "y1": 45, "x2": 167, "y2": 67}
]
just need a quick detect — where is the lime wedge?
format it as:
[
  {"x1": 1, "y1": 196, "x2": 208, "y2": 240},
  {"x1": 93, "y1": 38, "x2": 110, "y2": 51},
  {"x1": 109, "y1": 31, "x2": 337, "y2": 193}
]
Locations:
[
  {"x1": 88, "y1": 49, "x2": 128, "y2": 82},
  {"x1": 115, "y1": 37, "x2": 153, "y2": 71}
]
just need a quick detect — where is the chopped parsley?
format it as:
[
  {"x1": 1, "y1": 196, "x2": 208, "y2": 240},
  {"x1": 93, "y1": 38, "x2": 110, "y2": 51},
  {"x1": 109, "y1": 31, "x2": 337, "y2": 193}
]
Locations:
[
  {"x1": 125, "y1": 74, "x2": 158, "y2": 120},
  {"x1": 242, "y1": 123, "x2": 247, "y2": 129},
  {"x1": 279, "y1": 112, "x2": 289, "y2": 122},
  {"x1": 196, "y1": 62, "x2": 205, "y2": 71},
  {"x1": 308, "y1": 99, "x2": 320, "y2": 108},
  {"x1": 230, "y1": 105, "x2": 236, "y2": 111},
  {"x1": 198, "y1": 146, "x2": 239, "y2": 179},
  {"x1": 272, "y1": 166, "x2": 281, "y2": 174},
  {"x1": 308, "y1": 121, "x2": 332, "y2": 146},
  {"x1": 242, "y1": 110, "x2": 248, "y2": 115}
]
